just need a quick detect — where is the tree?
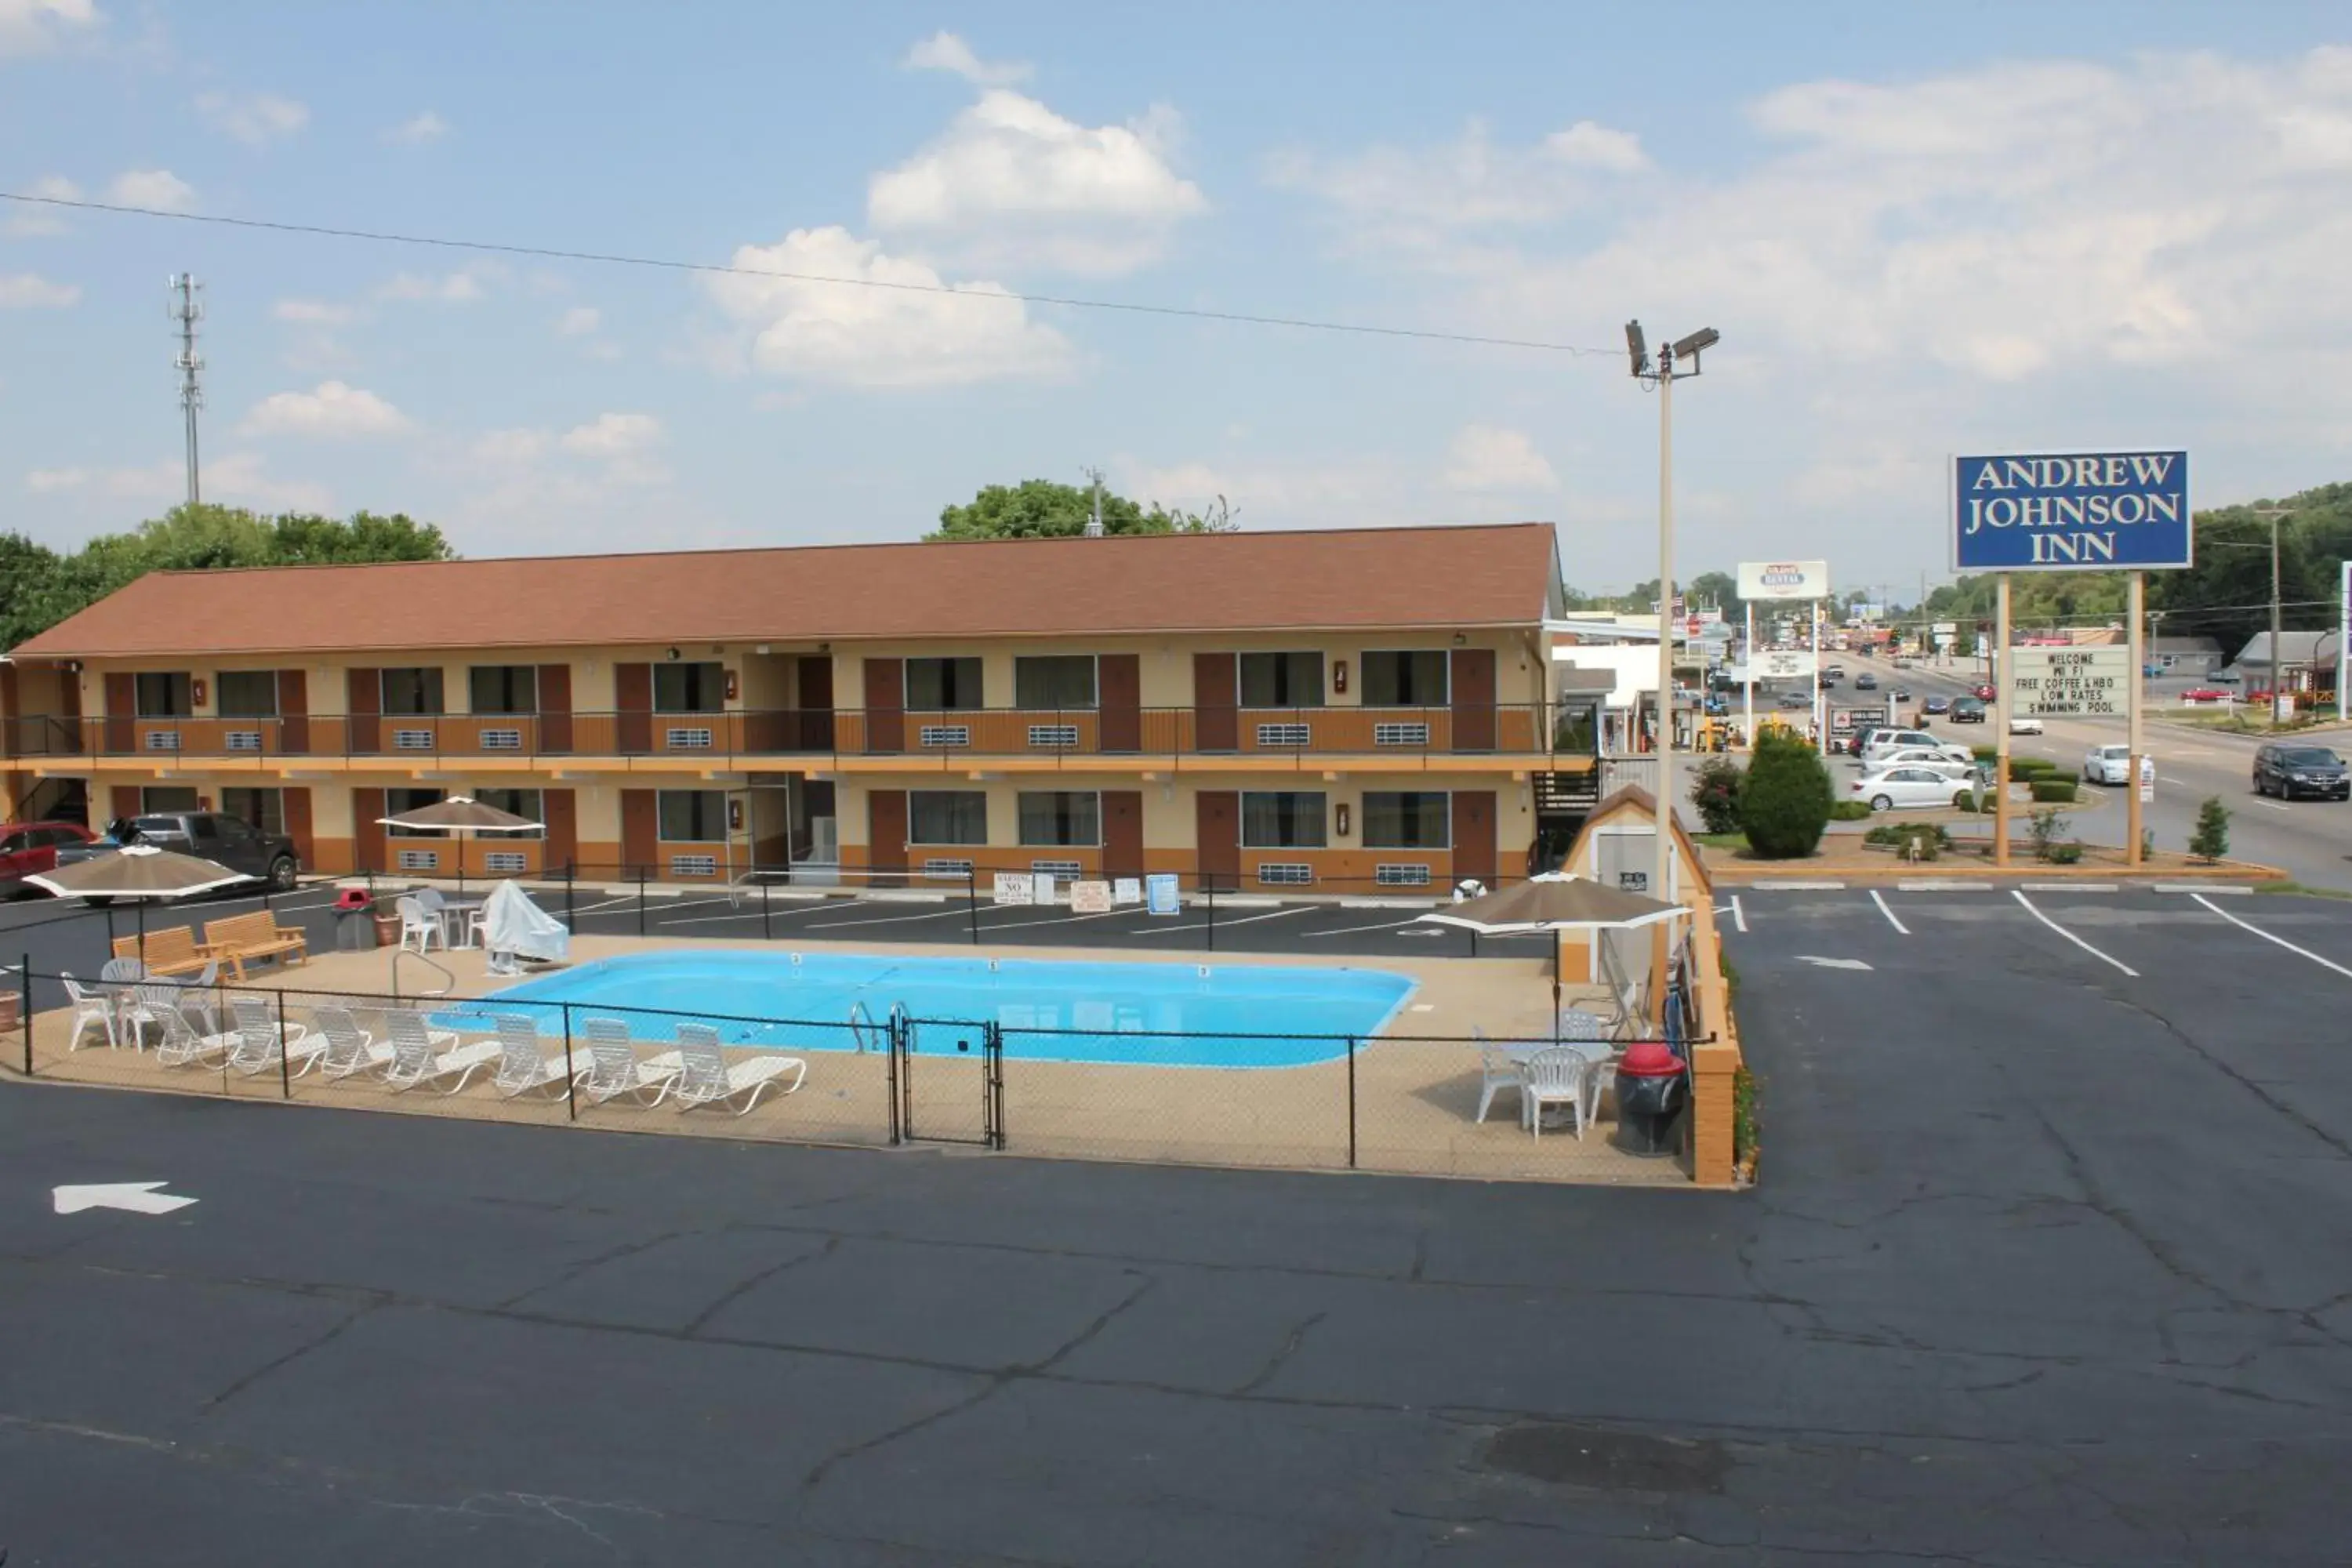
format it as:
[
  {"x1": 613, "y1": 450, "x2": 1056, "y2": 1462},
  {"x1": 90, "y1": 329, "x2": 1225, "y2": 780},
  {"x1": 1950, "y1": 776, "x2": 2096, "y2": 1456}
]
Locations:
[
  {"x1": 1686, "y1": 570, "x2": 1741, "y2": 620},
  {"x1": 0, "y1": 503, "x2": 456, "y2": 649},
  {"x1": 928, "y1": 479, "x2": 1236, "y2": 542},
  {"x1": 2188, "y1": 797, "x2": 2231, "y2": 863},
  {"x1": 1738, "y1": 731, "x2": 1833, "y2": 859},
  {"x1": 1690, "y1": 756, "x2": 1745, "y2": 835}
]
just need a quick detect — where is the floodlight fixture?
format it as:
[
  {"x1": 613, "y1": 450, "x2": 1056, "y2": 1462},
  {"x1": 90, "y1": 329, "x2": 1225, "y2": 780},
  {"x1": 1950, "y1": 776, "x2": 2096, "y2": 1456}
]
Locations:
[
  {"x1": 1624, "y1": 319, "x2": 1650, "y2": 378},
  {"x1": 1671, "y1": 327, "x2": 1720, "y2": 362}
]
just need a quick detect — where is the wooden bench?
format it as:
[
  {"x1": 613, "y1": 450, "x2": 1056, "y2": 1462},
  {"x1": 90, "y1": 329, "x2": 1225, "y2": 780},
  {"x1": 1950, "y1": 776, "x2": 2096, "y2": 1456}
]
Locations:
[
  {"x1": 111, "y1": 926, "x2": 212, "y2": 978},
  {"x1": 200, "y1": 909, "x2": 309, "y2": 981}
]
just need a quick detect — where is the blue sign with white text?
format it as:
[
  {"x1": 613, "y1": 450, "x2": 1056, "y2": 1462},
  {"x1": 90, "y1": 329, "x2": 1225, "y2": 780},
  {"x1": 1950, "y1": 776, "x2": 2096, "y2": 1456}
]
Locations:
[{"x1": 1952, "y1": 450, "x2": 2190, "y2": 572}]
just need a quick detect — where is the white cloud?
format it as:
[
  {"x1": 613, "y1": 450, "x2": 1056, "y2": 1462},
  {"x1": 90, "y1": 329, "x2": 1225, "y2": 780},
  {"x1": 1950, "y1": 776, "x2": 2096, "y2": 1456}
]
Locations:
[
  {"x1": 195, "y1": 90, "x2": 308, "y2": 145},
  {"x1": 555, "y1": 305, "x2": 601, "y2": 336},
  {"x1": 901, "y1": 31, "x2": 1029, "y2": 87},
  {"x1": 272, "y1": 298, "x2": 356, "y2": 325},
  {"x1": 1443, "y1": 424, "x2": 1559, "y2": 492},
  {"x1": 0, "y1": 272, "x2": 78, "y2": 308},
  {"x1": 383, "y1": 109, "x2": 450, "y2": 145},
  {"x1": 0, "y1": 0, "x2": 100, "y2": 58},
  {"x1": 24, "y1": 452, "x2": 329, "y2": 512},
  {"x1": 558, "y1": 412, "x2": 662, "y2": 457},
  {"x1": 703, "y1": 225, "x2": 1073, "y2": 388},
  {"x1": 5, "y1": 174, "x2": 79, "y2": 235},
  {"x1": 869, "y1": 88, "x2": 1208, "y2": 274},
  {"x1": 26, "y1": 466, "x2": 91, "y2": 492},
  {"x1": 470, "y1": 427, "x2": 548, "y2": 466},
  {"x1": 377, "y1": 270, "x2": 484, "y2": 303},
  {"x1": 1265, "y1": 117, "x2": 1648, "y2": 241},
  {"x1": 104, "y1": 168, "x2": 195, "y2": 210},
  {"x1": 240, "y1": 380, "x2": 412, "y2": 438}
]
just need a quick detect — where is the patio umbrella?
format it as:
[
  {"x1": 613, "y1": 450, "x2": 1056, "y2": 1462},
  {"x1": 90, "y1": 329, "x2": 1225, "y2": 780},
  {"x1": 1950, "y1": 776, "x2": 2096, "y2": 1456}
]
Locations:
[
  {"x1": 26, "y1": 844, "x2": 252, "y2": 959},
  {"x1": 1417, "y1": 873, "x2": 1688, "y2": 1036},
  {"x1": 375, "y1": 795, "x2": 541, "y2": 896}
]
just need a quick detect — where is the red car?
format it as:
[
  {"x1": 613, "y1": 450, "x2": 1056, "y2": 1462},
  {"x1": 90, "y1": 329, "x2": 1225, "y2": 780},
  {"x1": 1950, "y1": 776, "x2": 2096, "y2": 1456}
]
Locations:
[
  {"x1": 0, "y1": 820, "x2": 96, "y2": 896},
  {"x1": 2181, "y1": 686, "x2": 2233, "y2": 703},
  {"x1": 1970, "y1": 682, "x2": 1997, "y2": 702}
]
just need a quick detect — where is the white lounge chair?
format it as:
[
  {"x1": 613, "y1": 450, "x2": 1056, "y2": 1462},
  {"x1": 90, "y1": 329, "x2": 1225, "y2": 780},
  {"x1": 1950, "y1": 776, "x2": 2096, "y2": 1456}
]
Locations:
[
  {"x1": 380, "y1": 1008, "x2": 499, "y2": 1093},
  {"x1": 576, "y1": 1017, "x2": 681, "y2": 1107},
  {"x1": 490, "y1": 1013, "x2": 572, "y2": 1098},
  {"x1": 670, "y1": 1022, "x2": 804, "y2": 1115},
  {"x1": 1470, "y1": 1025, "x2": 1524, "y2": 1125},
  {"x1": 395, "y1": 895, "x2": 445, "y2": 953},
  {"x1": 312, "y1": 1005, "x2": 396, "y2": 1081},
  {"x1": 149, "y1": 997, "x2": 238, "y2": 1068},
  {"x1": 226, "y1": 995, "x2": 325, "y2": 1077},
  {"x1": 1522, "y1": 1047, "x2": 1592, "y2": 1140},
  {"x1": 60, "y1": 973, "x2": 118, "y2": 1051}
]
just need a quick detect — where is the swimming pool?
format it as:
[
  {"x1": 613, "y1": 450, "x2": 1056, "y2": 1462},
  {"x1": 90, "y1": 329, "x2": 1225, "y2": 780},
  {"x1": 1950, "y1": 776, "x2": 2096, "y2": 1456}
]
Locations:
[{"x1": 451, "y1": 950, "x2": 1416, "y2": 1068}]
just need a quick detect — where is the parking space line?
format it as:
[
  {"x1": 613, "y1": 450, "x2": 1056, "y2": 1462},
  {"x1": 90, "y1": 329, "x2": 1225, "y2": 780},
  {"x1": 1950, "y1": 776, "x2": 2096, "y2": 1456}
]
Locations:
[
  {"x1": 800, "y1": 904, "x2": 972, "y2": 930},
  {"x1": 1301, "y1": 914, "x2": 1433, "y2": 937},
  {"x1": 2024, "y1": 883, "x2": 2118, "y2": 893},
  {"x1": 657, "y1": 911, "x2": 769, "y2": 927},
  {"x1": 1896, "y1": 880, "x2": 1991, "y2": 892},
  {"x1": 1868, "y1": 889, "x2": 1911, "y2": 935},
  {"x1": 2011, "y1": 890, "x2": 2138, "y2": 978},
  {"x1": 1752, "y1": 880, "x2": 1846, "y2": 891},
  {"x1": 2192, "y1": 894, "x2": 2352, "y2": 980},
  {"x1": 2153, "y1": 883, "x2": 2251, "y2": 895},
  {"x1": 1141, "y1": 906, "x2": 1313, "y2": 935},
  {"x1": 1730, "y1": 895, "x2": 1747, "y2": 934}
]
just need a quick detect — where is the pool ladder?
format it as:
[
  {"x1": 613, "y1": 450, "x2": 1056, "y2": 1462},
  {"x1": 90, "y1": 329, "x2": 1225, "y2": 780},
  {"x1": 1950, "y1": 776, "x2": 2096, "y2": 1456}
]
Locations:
[{"x1": 848, "y1": 1000, "x2": 910, "y2": 1054}]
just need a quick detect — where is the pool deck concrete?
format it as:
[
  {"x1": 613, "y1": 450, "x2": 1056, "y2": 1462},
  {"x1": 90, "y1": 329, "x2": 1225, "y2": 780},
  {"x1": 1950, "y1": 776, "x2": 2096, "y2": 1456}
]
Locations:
[{"x1": 17, "y1": 935, "x2": 1688, "y2": 1186}]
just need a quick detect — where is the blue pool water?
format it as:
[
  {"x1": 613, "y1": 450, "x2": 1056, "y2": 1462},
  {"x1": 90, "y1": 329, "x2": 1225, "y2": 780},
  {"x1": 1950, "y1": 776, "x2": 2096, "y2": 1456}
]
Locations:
[{"x1": 448, "y1": 950, "x2": 1416, "y2": 1068}]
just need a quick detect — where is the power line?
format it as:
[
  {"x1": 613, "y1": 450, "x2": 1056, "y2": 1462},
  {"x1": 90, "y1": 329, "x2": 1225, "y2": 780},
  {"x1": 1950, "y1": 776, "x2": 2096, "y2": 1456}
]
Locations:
[{"x1": 0, "y1": 190, "x2": 1620, "y2": 358}]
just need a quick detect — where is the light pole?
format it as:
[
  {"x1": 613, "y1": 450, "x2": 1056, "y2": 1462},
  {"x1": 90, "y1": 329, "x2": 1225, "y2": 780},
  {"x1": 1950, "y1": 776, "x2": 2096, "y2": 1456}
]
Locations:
[
  {"x1": 1626, "y1": 321, "x2": 1719, "y2": 913},
  {"x1": 2250, "y1": 506, "x2": 2292, "y2": 726}
]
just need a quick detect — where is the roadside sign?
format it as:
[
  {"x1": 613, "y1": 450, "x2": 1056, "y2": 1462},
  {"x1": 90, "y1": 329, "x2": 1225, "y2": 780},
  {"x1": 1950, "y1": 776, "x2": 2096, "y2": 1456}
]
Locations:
[
  {"x1": 2011, "y1": 646, "x2": 2130, "y2": 717},
  {"x1": 1145, "y1": 873, "x2": 1181, "y2": 915},
  {"x1": 1071, "y1": 880, "x2": 1114, "y2": 914},
  {"x1": 993, "y1": 872, "x2": 1034, "y2": 906},
  {"x1": 1737, "y1": 560, "x2": 1831, "y2": 601},
  {"x1": 1952, "y1": 450, "x2": 2191, "y2": 572},
  {"x1": 1932, "y1": 621, "x2": 1958, "y2": 635},
  {"x1": 2140, "y1": 756, "x2": 2155, "y2": 803}
]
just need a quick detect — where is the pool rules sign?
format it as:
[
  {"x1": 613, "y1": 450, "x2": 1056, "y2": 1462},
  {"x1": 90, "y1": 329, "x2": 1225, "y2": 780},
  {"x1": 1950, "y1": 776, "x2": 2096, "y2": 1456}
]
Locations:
[{"x1": 2010, "y1": 646, "x2": 2130, "y2": 717}]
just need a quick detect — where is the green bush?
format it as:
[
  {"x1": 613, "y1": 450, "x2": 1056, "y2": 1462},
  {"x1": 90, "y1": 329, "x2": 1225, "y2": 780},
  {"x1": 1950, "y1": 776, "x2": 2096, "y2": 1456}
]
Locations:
[
  {"x1": 1864, "y1": 822, "x2": 1950, "y2": 858},
  {"x1": 2046, "y1": 842, "x2": 2085, "y2": 865},
  {"x1": 1828, "y1": 799, "x2": 1872, "y2": 821},
  {"x1": 2026, "y1": 806, "x2": 2071, "y2": 861},
  {"x1": 2030, "y1": 779, "x2": 2078, "y2": 804},
  {"x1": 2189, "y1": 797, "x2": 2230, "y2": 862},
  {"x1": 1739, "y1": 731, "x2": 1834, "y2": 860},
  {"x1": 1689, "y1": 757, "x2": 1746, "y2": 835},
  {"x1": 2007, "y1": 757, "x2": 2056, "y2": 780},
  {"x1": 1970, "y1": 745, "x2": 1999, "y2": 762}
]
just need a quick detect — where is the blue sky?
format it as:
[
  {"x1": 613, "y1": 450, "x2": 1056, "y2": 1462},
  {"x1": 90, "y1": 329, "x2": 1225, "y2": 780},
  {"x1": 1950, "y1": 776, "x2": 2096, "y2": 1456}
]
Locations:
[{"x1": 5, "y1": 0, "x2": 2350, "y2": 600}]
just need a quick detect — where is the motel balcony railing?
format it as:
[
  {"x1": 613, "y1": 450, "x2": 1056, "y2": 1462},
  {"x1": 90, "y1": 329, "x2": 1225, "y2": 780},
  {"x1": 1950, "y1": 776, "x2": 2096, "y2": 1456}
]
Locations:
[{"x1": 4, "y1": 704, "x2": 1602, "y2": 768}]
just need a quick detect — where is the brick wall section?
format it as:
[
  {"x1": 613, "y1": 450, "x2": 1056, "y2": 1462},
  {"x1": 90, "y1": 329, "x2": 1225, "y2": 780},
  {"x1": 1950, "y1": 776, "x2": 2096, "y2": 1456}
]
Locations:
[{"x1": 1683, "y1": 878, "x2": 1744, "y2": 1188}]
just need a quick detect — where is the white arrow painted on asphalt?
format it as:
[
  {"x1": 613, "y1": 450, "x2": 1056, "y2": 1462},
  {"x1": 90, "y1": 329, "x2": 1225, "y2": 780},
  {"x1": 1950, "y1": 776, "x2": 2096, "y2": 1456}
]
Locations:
[
  {"x1": 1796, "y1": 956, "x2": 1875, "y2": 971},
  {"x1": 53, "y1": 1182, "x2": 198, "y2": 1216}
]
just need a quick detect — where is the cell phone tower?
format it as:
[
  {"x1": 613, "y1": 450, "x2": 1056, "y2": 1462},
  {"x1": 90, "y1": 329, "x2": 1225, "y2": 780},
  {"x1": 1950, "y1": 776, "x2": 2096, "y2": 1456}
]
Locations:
[{"x1": 168, "y1": 273, "x2": 205, "y2": 506}]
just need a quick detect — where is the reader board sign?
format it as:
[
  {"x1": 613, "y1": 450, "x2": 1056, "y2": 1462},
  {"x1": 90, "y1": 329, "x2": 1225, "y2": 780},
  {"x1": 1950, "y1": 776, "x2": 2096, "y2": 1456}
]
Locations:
[
  {"x1": 1071, "y1": 880, "x2": 1114, "y2": 914},
  {"x1": 1731, "y1": 650, "x2": 1817, "y2": 683},
  {"x1": 1953, "y1": 451, "x2": 2190, "y2": 572},
  {"x1": 1112, "y1": 877, "x2": 1143, "y2": 906},
  {"x1": 1737, "y1": 559, "x2": 1831, "y2": 601},
  {"x1": 2010, "y1": 646, "x2": 2131, "y2": 717}
]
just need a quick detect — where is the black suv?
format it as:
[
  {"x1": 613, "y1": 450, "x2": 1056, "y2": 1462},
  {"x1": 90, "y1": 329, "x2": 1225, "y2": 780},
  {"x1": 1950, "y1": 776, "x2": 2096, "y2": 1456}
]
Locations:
[
  {"x1": 1949, "y1": 696, "x2": 1987, "y2": 724},
  {"x1": 55, "y1": 811, "x2": 302, "y2": 890},
  {"x1": 2253, "y1": 743, "x2": 2350, "y2": 801}
]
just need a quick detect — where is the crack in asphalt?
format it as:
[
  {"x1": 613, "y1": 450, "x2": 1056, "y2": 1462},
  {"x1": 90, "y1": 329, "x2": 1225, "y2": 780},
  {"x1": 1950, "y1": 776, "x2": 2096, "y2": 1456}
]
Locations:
[
  {"x1": 678, "y1": 1233, "x2": 841, "y2": 1338},
  {"x1": 197, "y1": 1301, "x2": 382, "y2": 1414},
  {"x1": 1234, "y1": 1310, "x2": 1327, "y2": 1396}
]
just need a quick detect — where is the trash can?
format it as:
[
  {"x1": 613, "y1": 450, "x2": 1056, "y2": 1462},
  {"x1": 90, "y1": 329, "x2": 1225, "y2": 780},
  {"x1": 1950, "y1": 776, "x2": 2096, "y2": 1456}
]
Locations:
[
  {"x1": 333, "y1": 887, "x2": 378, "y2": 951},
  {"x1": 1613, "y1": 1039, "x2": 1689, "y2": 1158}
]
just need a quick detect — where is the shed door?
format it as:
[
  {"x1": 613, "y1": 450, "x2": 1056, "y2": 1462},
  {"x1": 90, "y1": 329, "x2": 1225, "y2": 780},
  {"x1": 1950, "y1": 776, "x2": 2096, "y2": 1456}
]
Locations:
[
  {"x1": 537, "y1": 664, "x2": 573, "y2": 754},
  {"x1": 277, "y1": 669, "x2": 309, "y2": 756},
  {"x1": 1102, "y1": 789, "x2": 1145, "y2": 880},
  {"x1": 863, "y1": 659, "x2": 905, "y2": 754},
  {"x1": 346, "y1": 668, "x2": 382, "y2": 754},
  {"x1": 103, "y1": 673, "x2": 134, "y2": 753},
  {"x1": 1453, "y1": 790, "x2": 1497, "y2": 886},
  {"x1": 542, "y1": 788, "x2": 577, "y2": 871},
  {"x1": 352, "y1": 787, "x2": 386, "y2": 875},
  {"x1": 615, "y1": 664, "x2": 652, "y2": 753},
  {"x1": 1098, "y1": 655, "x2": 1142, "y2": 753},
  {"x1": 1451, "y1": 648, "x2": 1497, "y2": 752},
  {"x1": 619, "y1": 788, "x2": 657, "y2": 875},
  {"x1": 867, "y1": 789, "x2": 909, "y2": 880},
  {"x1": 1192, "y1": 653, "x2": 1237, "y2": 752},
  {"x1": 1195, "y1": 790, "x2": 1240, "y2": 888}
]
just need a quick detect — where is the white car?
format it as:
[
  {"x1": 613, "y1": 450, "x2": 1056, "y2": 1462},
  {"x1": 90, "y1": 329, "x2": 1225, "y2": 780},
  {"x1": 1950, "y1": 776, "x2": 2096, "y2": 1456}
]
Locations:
[
  {"x1": 2008, "y1": 713, "x2": 2044, "y2": 736},
  {"x1": 1875, "y1": 746, "x2": 1976, "y2": 779},
  {"x1": 2083, "y1": 742, "x2": 2131, "y2": 785},
  {"x1": 1860, "y1": 731, "x2": 1971, "y2": 769},
  {"x1": 1849, "y1": 766, "x2": 1975, "y2": 813}
]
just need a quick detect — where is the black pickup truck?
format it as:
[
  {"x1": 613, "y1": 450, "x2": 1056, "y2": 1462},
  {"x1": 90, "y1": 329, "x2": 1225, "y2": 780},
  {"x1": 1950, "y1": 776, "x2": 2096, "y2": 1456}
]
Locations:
[{"x1": 53, "y1": 811, "x2": 302, "y2": 892}]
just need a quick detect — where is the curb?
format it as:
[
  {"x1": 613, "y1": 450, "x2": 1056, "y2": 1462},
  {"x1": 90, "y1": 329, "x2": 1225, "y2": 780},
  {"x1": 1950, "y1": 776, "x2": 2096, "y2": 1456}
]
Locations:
[{"x1": 1705, "y1": 856, "x2": 2286, "y2": 887}]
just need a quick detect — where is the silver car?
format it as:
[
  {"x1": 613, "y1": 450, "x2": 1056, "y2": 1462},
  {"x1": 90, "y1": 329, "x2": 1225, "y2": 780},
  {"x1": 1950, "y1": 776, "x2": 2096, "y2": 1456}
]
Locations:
[{"x1": 1849, "y1": 766, "x2": 1975, "y2": 813}]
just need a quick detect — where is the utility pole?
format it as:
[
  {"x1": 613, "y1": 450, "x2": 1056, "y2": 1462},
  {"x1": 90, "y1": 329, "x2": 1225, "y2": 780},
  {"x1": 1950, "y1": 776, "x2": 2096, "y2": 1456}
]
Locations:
[
  {"x1": 169, "y1": 274, "x2": 205, "y2": 506},
  {"x1": 2250, "y1": 506, "x2": 2290, "y2": 727},
  {"x1": 1082, "y1": 466, "x2": 1105, "y2": 537}
]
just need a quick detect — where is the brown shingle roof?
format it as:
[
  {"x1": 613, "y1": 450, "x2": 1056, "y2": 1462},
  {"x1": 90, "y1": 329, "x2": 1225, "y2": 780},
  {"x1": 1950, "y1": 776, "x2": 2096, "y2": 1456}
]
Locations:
[{"x1": 11, "y1": 522, "x2": 1558, "y2": 659}]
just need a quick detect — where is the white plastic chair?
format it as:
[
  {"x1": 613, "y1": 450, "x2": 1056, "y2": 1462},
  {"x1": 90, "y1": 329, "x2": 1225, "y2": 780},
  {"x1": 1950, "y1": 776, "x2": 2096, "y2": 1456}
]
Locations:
[
  {"x1": 226, "y1": 995, "x2": 325, "y2": 1078},
  {"x1": 575, "y1": 1016, "x2": 681, "y2": 1107},
  {"x1": 491, "y1": 1013, "x2": 572, "y2": 1098},
  {"x1": 1521, "y1": 1047, "x2": 1591, "y2": 1140},
  {"x1": 395, "y1": 896, "x2": 445, "y2": 953},
  {"x1": 1470, "y1": 1026, "x2": 1524, "y2": 1125},
  {"x1": 60, "y1": 974, "x2": 117, "y2": 1051},
  {"x1": 670, "y1": 1022, "x2": 804, "y2": 1115},
  {"x1": 313, "y1": 1005, "x2": 394, "y2": 1081},
  {"x1": 381, "y1": 1009, "x2": 499, "y2": 1094},
  {"x1": 150, "y1": 1001, "x2": 236, "y2": 1068}
]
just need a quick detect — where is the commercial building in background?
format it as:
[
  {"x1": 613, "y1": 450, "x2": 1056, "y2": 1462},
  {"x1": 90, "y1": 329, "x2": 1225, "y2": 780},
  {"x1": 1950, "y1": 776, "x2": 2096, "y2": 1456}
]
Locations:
[{"x1": 0, "y1": 523, "x2": 1608, "y2": 892}]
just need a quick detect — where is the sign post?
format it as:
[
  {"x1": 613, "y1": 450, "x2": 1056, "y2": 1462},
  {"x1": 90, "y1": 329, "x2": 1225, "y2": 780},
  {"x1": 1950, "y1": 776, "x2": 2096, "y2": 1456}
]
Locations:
[
  {"x1": 1955, "y1": 452, "x2": 2191, "y2": 870},
  {"x1": 1994, "y1": 578, "x2": 2012, "y2": 866}
]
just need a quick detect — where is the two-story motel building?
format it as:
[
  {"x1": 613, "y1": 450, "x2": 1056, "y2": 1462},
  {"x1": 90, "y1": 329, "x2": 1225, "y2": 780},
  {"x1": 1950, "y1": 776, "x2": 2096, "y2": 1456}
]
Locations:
[{"x1": 0, "y1": 522, "x2": 1603, "y2": 892}]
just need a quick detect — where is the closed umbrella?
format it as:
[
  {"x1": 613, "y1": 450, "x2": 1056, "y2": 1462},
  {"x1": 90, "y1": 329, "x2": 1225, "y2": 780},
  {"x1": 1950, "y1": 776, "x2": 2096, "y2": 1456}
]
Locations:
[
  {"x1": 1417, "y1": 873, "x2": 1687, "y2": 1036},
  {"x1": 376, "y1": 795, "x2": 541, "y2": 898},
  {"x1": 26, "y1": 844, "x2": 252, "y2": 959}
]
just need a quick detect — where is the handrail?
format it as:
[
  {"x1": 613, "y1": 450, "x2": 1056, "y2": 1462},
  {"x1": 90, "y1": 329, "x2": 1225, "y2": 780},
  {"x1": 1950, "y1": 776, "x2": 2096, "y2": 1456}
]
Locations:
[
  {"x1": 390, "y1": 946, "x2": 455, "y2": 1000},
  {"x1": 848, "y1": 1000, "x2": 878, "y2": 1055}
]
